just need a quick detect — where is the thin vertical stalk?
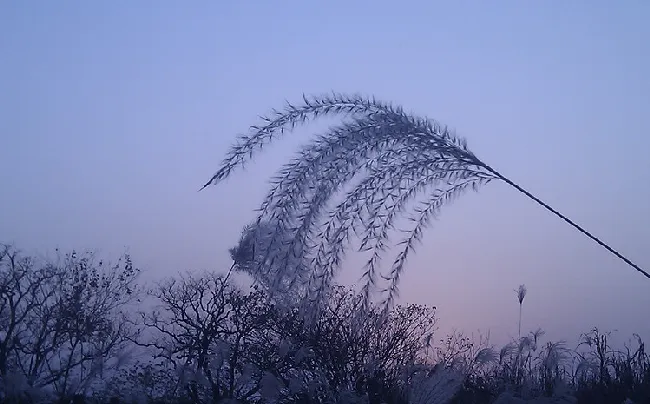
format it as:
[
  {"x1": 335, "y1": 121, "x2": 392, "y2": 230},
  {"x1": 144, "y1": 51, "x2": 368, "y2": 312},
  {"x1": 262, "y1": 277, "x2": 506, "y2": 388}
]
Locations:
[{"x1": 518, "y1": 303, "x2": 522, "y2": 338}]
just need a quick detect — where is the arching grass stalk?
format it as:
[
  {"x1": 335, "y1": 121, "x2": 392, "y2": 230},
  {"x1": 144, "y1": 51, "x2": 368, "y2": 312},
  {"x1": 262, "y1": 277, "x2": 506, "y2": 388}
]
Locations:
[{"x1": 201, "y1": 93, "x2": 649, "y2": 314}]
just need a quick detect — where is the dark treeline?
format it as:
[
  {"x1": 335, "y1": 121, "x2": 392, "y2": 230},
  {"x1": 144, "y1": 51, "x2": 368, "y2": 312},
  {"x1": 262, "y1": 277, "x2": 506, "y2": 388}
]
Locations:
[{"x1": 1, "y1": 244, "x2": 648, "y2": 404}]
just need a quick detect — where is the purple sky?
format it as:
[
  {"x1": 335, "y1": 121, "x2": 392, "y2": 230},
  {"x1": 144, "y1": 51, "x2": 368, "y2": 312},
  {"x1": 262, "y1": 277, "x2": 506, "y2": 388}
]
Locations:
[{"x1": 2, "y1": 1, "x2": 649, "y2": 348}]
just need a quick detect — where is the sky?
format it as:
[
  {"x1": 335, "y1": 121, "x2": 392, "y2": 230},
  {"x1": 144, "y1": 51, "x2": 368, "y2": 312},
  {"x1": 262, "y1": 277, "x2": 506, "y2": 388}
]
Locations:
[{"x1": 1, "y1": 1, "x2": 649, "y2": 348}]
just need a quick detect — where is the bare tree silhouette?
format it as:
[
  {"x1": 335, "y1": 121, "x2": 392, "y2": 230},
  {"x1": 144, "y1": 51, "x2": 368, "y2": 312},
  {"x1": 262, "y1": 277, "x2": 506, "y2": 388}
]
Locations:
[{"x1": 201, "y1": 93, "x2": 648, "y2": 313}]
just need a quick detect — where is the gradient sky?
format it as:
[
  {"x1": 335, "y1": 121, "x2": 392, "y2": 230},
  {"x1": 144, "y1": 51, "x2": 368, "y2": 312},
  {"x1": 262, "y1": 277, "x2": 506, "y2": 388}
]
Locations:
[{"x1": 1, "y1": 1, "x2": 649, "y2": 348}]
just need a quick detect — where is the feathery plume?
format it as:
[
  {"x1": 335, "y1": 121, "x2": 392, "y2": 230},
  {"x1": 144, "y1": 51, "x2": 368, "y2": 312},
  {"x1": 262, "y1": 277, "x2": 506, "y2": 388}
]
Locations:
[{"x1": 205, "y1": 93, "x2": 649, "y2": 315}]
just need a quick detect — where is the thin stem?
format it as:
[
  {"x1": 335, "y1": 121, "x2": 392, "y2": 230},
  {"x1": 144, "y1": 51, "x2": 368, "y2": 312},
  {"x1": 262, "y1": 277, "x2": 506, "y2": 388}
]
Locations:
[
  {"x1": 518, "y1": 303, "x2": 522, "y2": 338},
  {"x1": 484, "y1": 165, "x2": 650, "y2": 280}
]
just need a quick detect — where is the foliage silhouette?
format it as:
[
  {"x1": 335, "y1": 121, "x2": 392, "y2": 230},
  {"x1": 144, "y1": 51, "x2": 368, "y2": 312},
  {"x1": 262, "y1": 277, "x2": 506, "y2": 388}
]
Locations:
[
  {"x1": 0, "y1": 244, "x2": 140, "y2": 403},
  {"x1": 2, "y1": 243, "x2": 649, "y2": 403}
]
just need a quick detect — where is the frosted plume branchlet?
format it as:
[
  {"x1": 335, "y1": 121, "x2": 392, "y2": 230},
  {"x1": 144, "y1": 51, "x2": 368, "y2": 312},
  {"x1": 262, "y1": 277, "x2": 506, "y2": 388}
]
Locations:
[{"x1": 203, "y1": 92, "x2": 649, "y2": 314}]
